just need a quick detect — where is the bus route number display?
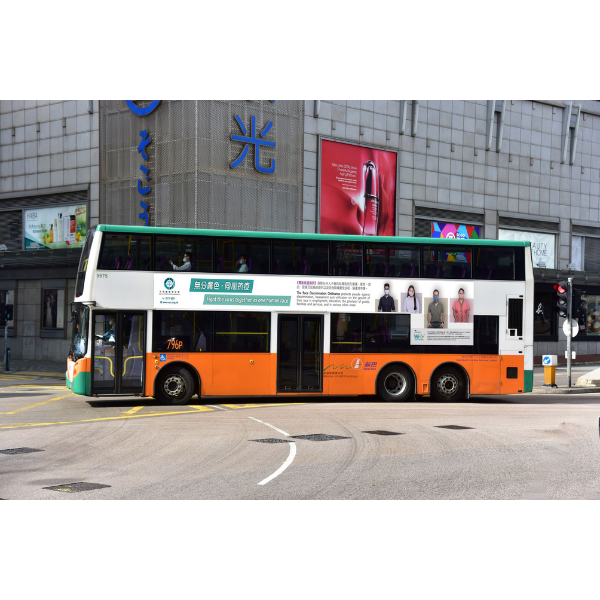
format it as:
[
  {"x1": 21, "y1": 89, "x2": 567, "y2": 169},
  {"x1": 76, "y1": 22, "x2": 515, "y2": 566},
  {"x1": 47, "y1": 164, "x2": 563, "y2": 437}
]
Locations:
[{"x1": 167, "y1": 338, "x2": 184, "y2": 351}]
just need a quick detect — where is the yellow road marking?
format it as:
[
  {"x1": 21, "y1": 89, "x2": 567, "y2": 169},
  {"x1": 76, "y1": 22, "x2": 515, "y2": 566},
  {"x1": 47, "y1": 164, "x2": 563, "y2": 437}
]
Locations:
[
  {"x1": 0, "y1": 393, "x2": 74, "y2": 415},
  {"x1": 221, "y1": 403, "x2": 306, "y2": 409},
  {"x1": 188, "y1": 405, "x2": 217, "y2": 411},
  {"x1": 12, "y1": 371, "x2": 64, "y2": 377},
  {"x1": 0, "y1": 384, "x2": 67, "y2": 390},
  {"x1": 0, "y1": 406, "x2": 215, "y2": 429},
  {"x1": 122, "y1": 405, "x2": 146, "y2": 416}
]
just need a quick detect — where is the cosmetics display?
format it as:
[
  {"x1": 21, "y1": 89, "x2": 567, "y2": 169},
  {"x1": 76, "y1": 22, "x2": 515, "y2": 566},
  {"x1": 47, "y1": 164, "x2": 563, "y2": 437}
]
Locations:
[{"x1": 362, "y1": 160, "x2": 379, "y2": 236}]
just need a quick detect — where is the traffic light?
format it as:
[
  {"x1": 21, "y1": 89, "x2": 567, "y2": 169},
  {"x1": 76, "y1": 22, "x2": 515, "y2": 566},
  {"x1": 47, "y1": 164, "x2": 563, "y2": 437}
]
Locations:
[
  {"x1": 572, "y1": 289, "x2": 585, "y2": 320},
  {"x1": 0, "y1": 306, "x2": 4, "y2": 327},
  {"x1": 554, "y1": 281, "x2": 568, "y2": 318},
  {"x1": 4, "y1": 304, "x2": 12, "y2": 322}
]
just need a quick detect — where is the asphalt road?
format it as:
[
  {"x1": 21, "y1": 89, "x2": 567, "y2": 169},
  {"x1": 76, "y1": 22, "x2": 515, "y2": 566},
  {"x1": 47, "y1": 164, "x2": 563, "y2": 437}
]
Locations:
[{"x1": 1, "y1": 368, "x2": 599, "y2": 500}]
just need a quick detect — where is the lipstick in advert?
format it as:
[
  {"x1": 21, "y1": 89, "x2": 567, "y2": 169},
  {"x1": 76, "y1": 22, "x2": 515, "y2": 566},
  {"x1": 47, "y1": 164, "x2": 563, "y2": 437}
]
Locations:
[{"x1": 362, "y1": 160, "x2": 379, "y2": 235}]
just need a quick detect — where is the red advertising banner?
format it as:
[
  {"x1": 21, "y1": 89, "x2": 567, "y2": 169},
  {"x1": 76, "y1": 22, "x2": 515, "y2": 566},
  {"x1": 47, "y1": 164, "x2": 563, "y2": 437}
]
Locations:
[{"x1": 320, "y1": 139, "x2": 397, "y2": 236}]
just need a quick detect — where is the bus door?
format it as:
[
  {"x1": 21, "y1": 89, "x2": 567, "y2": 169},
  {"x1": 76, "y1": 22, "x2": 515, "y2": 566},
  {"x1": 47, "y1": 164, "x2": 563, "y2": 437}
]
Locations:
[
  {"x1": 277, "y1": 314, "x2": 323, "y2": 393},
  {"x1": 92, "y1": 312, "x2": 145, "y2": 394}
]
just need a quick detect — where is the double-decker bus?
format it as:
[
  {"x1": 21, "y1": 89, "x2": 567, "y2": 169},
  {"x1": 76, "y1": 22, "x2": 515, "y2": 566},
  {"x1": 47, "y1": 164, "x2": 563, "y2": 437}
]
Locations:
[{"x1": 67, "y1": 225, "x2": 533, "y2": 403}]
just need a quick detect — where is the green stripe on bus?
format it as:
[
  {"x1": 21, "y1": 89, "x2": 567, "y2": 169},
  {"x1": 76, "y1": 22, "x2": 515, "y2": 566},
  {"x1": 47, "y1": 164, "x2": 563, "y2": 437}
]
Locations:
[
  {"x1": 524, "y1": 369, "x2": 533, "y2": 392},
  {"x1": 95, "y1": 224, "x2": 531, "y2": 247}
]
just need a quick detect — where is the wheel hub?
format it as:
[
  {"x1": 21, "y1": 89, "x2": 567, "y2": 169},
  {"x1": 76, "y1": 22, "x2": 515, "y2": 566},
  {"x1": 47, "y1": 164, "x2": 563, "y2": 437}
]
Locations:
[
  {"x1": 163, "y1": 374, "x2": 185, "y2": 398},
  {"x1": 384, "y1": 372, "x2": 407, "y2": 396},
  {"x1": 437, "y1": 373, "x2": 459, "y2": 397}
]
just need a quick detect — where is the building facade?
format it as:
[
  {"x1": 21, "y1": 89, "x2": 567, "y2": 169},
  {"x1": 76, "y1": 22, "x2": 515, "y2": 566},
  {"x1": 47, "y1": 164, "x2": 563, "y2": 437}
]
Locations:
[{"x1": 1, "y1": 99, "x2": 600, "y2": 361}]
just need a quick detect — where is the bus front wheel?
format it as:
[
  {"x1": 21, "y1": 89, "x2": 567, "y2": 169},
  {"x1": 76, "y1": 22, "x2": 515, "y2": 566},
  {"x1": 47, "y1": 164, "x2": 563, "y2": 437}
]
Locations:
[
  {"x1": 157, "y1": 367, "x2": 194, "y2": 405},
  {"x1": 377, "y1": 365, "x2": 415, "y2": 402},
  {"x1": 430, "y1": 366, "x2": 466, "y2": 402}
]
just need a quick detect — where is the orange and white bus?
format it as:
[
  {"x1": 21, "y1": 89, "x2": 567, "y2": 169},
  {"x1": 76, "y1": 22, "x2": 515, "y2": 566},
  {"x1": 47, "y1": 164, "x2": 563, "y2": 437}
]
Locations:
[{"x1": 67, "y1": 225, "x2": 533, "y2": 403}]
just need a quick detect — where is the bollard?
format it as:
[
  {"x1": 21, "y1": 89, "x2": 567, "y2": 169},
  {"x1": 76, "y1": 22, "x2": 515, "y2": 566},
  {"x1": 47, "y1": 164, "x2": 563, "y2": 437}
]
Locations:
[
  {"x1": 6, "y1": 347, "x2": 9, "y2": 372},
  {"x1": 542, "y1": 354, "x2": 557, "y2": 387}
]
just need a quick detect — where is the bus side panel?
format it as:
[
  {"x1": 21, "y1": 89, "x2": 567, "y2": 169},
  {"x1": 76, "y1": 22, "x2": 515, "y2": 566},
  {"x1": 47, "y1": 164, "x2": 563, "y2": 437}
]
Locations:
[
  {"x1": 212, "y1": 353, "x2": 270, "y2": 396},
  {"x1": 464, "y1": 356, "x2": 501, "y2": 395},
  {"x1": 145, "y1": 354, "x2": 214, "y2": 397},
  {"x1": 500, "y1": 355, "x2": 525, "y2": 394},
  {"x1": 362, "y1": 355, "x2": 421, "y2": 395},
  {"x1": 67, "y1": 357, "x2": 91, "y2": 396},
  {"x1": 324, "y1": 354, "x2": 364, "y2": 395}
]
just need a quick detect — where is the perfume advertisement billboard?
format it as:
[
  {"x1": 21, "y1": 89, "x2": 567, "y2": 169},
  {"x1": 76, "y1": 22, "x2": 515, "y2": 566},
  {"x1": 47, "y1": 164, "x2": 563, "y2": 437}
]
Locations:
[
  {"x1": 23, "y1": 205, "x2": 87, "y2": 250},
  {"x1": 319, "y1": 139, "x2": 397, "y2": 236}
]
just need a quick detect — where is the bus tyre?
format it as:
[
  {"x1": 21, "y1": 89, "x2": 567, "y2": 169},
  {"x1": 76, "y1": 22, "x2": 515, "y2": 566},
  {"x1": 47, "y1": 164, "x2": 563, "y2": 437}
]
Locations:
[
  {"x1": 157, "y1": 367, "x2": 194, "y2": 405},
  {"x1": 377, "y1": 365, "x2": 415, "y2": 402},
  {"x1": 430, "y1": 366, "x2": 466, "y2": 402}
]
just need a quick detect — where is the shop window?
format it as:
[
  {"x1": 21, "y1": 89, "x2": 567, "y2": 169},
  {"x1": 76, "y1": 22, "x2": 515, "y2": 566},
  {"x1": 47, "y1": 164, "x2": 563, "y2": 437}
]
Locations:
[
  {"x1": 331, "y1": 313, "x2": 362, "y2": 353},
  {"x1": 0, "y1": 289, "x2": 15, "y2": 336},
  {"x1": 152, "y1": 310, "x2": 213, "y2": 352},
  {"x1": 363, "y1": 314, "x2": 411, "y2": 352},
  {"x1": 214, "y1": 312, "x2": 270, "y2": 352},
  {"x1": 534, "y1": 290, "x2": 555, "y2": 338},
  {"x1": 365, "y1": 243, "x2": 420, "y2": 278},
  {"x1": 582, "y1": 294, "x2": 600, "y2": 337},
  {"x1": 41, "y1": 288, "x2": 65, "y2": 334},
  {"x1": 332, "y1": 241, "x2": 363, "y2": 276},
  {"x1": 155, "y1": 235, "x2": 213, "y2": 273},
  {"x1": 272, "y1": 240, "x2": 329, "y2": 276},
  {"x1": 98, "y1": 234, "x2": 152, "y2": 271},
  {"x1": 422, "y1": 245, "x2": 472, "y2": 279},
  {"x1": 215, "y1": 238, "x2": 270, "y2": 274}
]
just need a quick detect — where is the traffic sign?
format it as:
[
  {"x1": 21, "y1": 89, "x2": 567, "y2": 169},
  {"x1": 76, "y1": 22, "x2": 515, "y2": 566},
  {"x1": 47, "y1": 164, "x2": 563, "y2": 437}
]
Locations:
[{"x1": 562, "y1": 318, "x2": 578, "y2": 337}]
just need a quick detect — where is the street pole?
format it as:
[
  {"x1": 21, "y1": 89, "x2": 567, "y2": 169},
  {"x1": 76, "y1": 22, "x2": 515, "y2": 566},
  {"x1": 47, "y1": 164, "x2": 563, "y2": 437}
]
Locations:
[
  {"x1": 567, "y1": 276, "x2": 573, "y2": 388},
  {"x1": 3, "y1": 291, "x2": 8, "y2": 370}
]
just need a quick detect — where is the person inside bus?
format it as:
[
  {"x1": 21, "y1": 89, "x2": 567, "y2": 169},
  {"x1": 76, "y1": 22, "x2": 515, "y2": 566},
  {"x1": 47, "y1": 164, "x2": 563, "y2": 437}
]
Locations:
[
  {"x1": 403, "y1": 285, "x2": 420, "y2": 314},
  {"x1": 169, "y1": 252, "x2": 192, "y2": 271},
  {"x1": 427, "y1": 290, "x2": 445, "y2": 328},
  {"x1": 102, "y1": 316, "x2": 117, "y2": 344},
  {"x1": 452, "y1": 287, "x2": 470, "y2": 323},
  {"x1": 378, "y1": 283, "x2": 395, "y2": 312},
  {"x1": 235, "y1": 255, "x2": 249, "y2": 272}
]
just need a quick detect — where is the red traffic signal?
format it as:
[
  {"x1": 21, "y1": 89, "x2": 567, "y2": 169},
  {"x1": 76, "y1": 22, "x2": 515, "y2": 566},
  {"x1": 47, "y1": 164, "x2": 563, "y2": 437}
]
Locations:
[{"x1": 554, "y1": 281, "x2": 568, "y2": 318}]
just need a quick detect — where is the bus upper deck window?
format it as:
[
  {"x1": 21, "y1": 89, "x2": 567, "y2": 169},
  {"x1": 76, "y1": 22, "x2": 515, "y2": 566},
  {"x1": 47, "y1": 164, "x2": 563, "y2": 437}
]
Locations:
[
  {"x1": 216, "y1": 238, "x2": 270, "y2": 274},
  {"x1": 272, "y1": 240, "x2": 329, "y2": 276},
  {"x1": 98, "y1": 234, "x2": 152, "y2": 271}
]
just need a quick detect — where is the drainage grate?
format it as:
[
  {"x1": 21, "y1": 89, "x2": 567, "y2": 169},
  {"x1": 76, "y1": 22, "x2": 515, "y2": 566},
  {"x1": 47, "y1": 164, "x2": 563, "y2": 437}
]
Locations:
[
  {"x1": 0, "y1": 447, "x2": 44, "y2": 455},
  {"x1": 363, "y1": 430, "x2": 405, "y2": 436},
  {"x1": 434, "y1": 425, "x2": 474, "y2": 430},
  {"x1": 250, "y1": 438, "x2": 291, "y2": 444},
  {"x1": 43, "y1": 482, "x2": 111, "y2": 493},
  {"x1": 291, "y1": 434, "x2": 351, "y2": 442}
]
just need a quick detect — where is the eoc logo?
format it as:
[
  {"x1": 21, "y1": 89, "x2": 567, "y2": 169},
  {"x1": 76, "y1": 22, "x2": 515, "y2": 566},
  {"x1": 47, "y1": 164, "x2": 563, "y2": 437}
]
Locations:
[
  {"x1": 351, "y1": 358, "x2": 363, "y2": 370},
  {"x1": 414, "y1": 333, "x2": 425, "y2": 340},
  {"x1": 126, "y1": 100, "x2": 161, "y2": 116},
  {"x1": 164, "y1": 278, "x2": 175, "y2": 290}
]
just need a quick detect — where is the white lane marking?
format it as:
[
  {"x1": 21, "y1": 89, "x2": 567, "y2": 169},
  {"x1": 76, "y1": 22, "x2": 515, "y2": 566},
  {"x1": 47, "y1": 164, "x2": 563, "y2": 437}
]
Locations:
[
  {"x1": 248, "y1": 416, "x2": 290, "y2": 436},
  {"x1": 258, "y1": 442, "x2": 297, "y2": 486},
  {"x1": 207, "y1": 405, "x2": 228, "y2": 411},
  {"x1": 249, "y1": 416, "x2": 296, "y2": 485}
]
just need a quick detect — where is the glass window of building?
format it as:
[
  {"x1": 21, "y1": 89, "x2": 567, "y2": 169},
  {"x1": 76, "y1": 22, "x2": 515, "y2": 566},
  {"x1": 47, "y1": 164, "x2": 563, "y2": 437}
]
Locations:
[
  {"x1": 42, "y1": 288, "x2": 65, "y2": 330},
  {"x1": 214, "y1": 312, "x2": 270, "y2": 352},
  {"x1": 155, "y1": 235, "x2": 213, "y2": 272},
  {"x1": 533, "y1": 290, "x2": 556, "y2": 338},
  {"x1": 365, "y1": 243, "x2": 420, "y2": 278},
  {"x1": 330, "y1": 313, "x2": 362, "y2": 353},
  {"x1": 583, "y1": 294, "x2": 600, "y2": 338},
  {"x1": 216, "y1": 238, "x2": 270, "y2": 274},
  {"x1": 98, "y1": 233, "x2": 152, "y2": 271},
  {"x1": 152, "y1": 310, "x2": 214, "y2": 352},
  {"x1": 422, "y1": 245, "x2": 472, "y2": 279},
  {"x1": 272, "y1": 240, "x2": 329, "y2": 275},
  {"x1": 364, "y1": 314, "x2": 411, "y2": 352},
  {"x1": 332, "y1": 241, "x2": 363, "y2": 276}
]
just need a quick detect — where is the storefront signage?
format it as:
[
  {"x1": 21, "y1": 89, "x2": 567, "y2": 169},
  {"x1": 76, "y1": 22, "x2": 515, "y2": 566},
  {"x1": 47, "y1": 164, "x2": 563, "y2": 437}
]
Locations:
[
  {"x1": 24, "y1": 205, "x2": 86, "y2": 250},
  {"x1": 154, "y1": 275, "x2": 475, "y2": 345},
  {"x1": 320, "y1": 140, "x2": 397, "y2": 236},
  {"x1": 432, "y1": 222, "x2": 480, "y2": 240},
  {"x1": 230, "y1": 108, "x2": 276, "y2": 174},
  {"x1": 499, "y1": 229, "x2": 555, "y2": 269}
]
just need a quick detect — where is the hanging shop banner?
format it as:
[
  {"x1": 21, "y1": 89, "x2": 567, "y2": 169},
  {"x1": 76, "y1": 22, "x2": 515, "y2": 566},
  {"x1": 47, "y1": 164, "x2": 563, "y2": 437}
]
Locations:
[
  {"x1": 24, "y1": 205, "x2": 87, "y2": 250},
  {"x1": 320, "y1": 140, "x2": 396, "y2": 236},
  {"x1": 498, "y1": 229, "x2": 555, "y2": 269},
  {"x1": 431, "y1": 222, "x2": 480, "y2": 240},
  {"x1": 154, "y1": 275, "x2": 475, "y2": 345}
]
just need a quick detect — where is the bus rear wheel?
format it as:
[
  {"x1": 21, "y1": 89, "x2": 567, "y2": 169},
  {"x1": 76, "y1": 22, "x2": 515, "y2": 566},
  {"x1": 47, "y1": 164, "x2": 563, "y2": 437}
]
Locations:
[
  {"x1": 430, "y1": 366, "x2": 466, "y2": 402},
  {"x1": 157, "y1": 367, "x2": 194, "y2": 405},
  {"x1": 377, "y1": 365, "x2": 415, "y2": 402}
]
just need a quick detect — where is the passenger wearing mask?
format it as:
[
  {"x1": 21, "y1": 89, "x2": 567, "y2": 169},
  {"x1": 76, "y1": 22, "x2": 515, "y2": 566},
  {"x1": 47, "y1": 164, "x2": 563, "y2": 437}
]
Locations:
[
  {"x1": 235, "y1": 255, "x2": 249, "y2": 273},
  {"x1": 169, "y1": 252, "x2": 192, "y2": 271}
]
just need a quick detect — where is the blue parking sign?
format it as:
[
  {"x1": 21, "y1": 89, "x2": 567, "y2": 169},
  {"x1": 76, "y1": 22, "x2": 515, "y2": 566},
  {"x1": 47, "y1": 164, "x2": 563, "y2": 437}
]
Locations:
[{"x1": 160, "y1": 354, "x2": 167, "y2": 362}]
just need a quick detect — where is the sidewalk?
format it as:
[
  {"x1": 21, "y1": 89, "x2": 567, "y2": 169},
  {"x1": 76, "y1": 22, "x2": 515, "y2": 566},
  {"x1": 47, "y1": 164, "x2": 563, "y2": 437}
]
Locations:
[
  {"x1": 0, "y1": 359, "x2": 65, "y2": 377},
  {"x1": 532, "y1": 363, "x2": 600, "y2": 394}
]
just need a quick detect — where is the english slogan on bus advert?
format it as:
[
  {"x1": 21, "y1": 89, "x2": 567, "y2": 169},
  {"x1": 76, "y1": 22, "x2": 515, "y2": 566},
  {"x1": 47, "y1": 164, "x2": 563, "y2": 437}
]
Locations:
[
  {"x1": 154, "y1": 275, "x2": 475, "y2": 345},
  {"x1": 319, "y1": 140, "x2": 397, "y2": 236}
]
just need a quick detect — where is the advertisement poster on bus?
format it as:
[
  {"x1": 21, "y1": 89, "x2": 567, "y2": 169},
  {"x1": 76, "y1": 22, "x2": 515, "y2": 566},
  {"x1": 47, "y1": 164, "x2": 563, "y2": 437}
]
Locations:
[
  {"x1": 319, "y1": 140, "x2": 396, "y2": 236},
  {"x1": 431, "y1": 222, "x2": 480, "y2": 240},
  {"x1": 154, "y1": 274, "x2": 475, "y2": 345},
  {"x1": 23, "y1": 205, "x2": 87, "y2": 250}
]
